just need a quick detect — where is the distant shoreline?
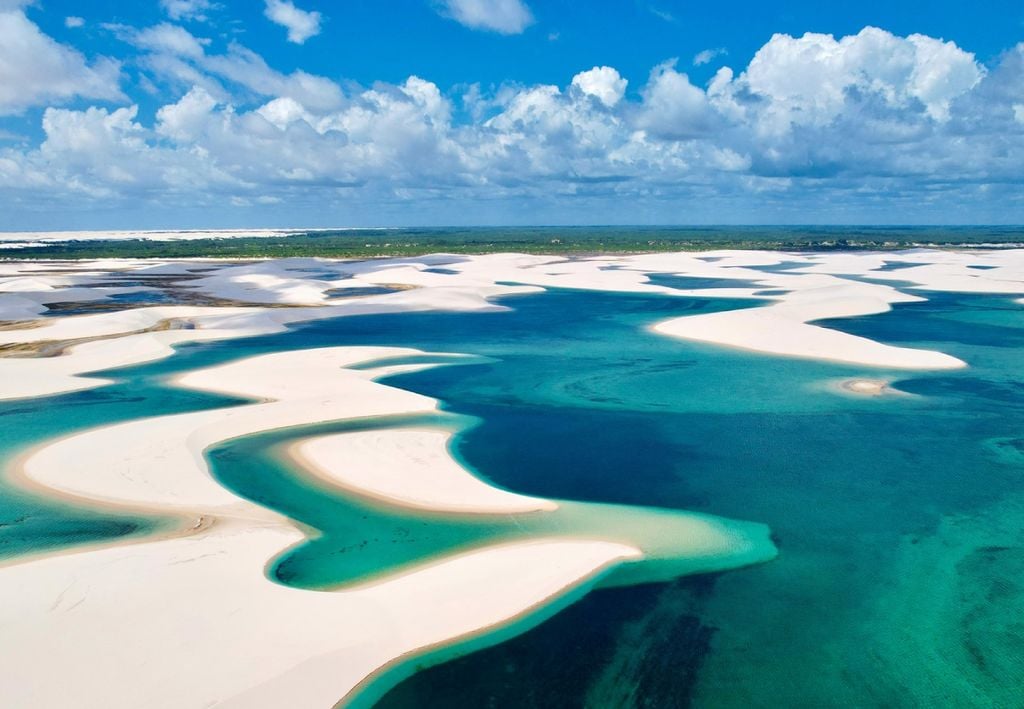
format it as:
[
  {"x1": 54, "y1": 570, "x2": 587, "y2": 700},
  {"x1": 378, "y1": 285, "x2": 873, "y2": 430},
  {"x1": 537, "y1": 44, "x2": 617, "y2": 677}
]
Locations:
[{"x1": 1, "y1": 225, "x2": 1023, "y2": 260}]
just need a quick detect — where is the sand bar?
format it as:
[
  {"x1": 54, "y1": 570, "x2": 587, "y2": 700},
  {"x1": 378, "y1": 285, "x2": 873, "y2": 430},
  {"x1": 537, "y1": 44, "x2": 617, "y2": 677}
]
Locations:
[
  {"x1": 292, "y1": 428, "x2": 557, "y2": 514},
  {"x1": 0, "y1": 347, "x2": 654, "y2": 707}
]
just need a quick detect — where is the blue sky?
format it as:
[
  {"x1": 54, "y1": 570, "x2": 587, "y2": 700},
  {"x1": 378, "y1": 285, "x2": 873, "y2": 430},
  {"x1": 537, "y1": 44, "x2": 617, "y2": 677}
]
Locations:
[{"x1": 1, "y1": 0, "x2": 1023, "y2": 229}]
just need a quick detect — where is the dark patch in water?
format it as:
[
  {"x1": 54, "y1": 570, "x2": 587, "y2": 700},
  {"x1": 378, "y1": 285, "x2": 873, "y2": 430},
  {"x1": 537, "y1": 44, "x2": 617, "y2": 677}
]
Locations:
[
  {"x1": 747, "y1": 261, "x2": 809, "y2": 273},
  {"x1": 324, "y1": 286, "x2": 404, "y2": 298},
  {"x1": 376, "y1": 580, "x2": 717, "y2": 709},
  {"x1": 874, "y1": 261, "x2": 920, "y2": 272},
  {"x1": 646, "y1": 274, "x2": 760, "y2": 291}
]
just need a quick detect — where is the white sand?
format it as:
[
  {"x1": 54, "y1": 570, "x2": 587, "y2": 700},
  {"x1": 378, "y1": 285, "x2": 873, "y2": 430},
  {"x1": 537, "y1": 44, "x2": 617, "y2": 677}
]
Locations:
[
  {"x1": 6, "y1": 249, "x2": 1019, "y2": 388},
  {"x1": 4, "y1": 248, "x2": 1024, "y2": 707},
  {"x1": 839, "y1": 379, "x2": 891, "y2": 396},
  {"x1": 0, "y1": 347, "x2": 649, "y2": 708},
  {"x1": 0, "y1": 523, "x2": 636, "y2": 709},
  {"x1": 0, "y1": 276, "x2": 537, "y2": 401},
  {"x1": 653, "y1": 281, "x2": 966, "y2": 369},
  {"x1": 292, "y1": 428, "x2": 556, "y2": 514},
  {"x1": 21, "y1": 347, "x2": 445, "y2": 512}
]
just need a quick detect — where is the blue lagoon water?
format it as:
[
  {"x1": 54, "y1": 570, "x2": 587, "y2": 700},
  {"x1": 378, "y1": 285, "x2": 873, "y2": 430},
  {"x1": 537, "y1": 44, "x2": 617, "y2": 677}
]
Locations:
[{"x1": 2, "y1": 285, "x2": 1023, "y2": 706}]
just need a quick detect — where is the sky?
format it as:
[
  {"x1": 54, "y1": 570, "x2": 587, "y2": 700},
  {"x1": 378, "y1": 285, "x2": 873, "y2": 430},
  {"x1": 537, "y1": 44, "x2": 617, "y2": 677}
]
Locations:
[{"x1": 1, "y1": 0, "x2": 1023, "y2": 229}]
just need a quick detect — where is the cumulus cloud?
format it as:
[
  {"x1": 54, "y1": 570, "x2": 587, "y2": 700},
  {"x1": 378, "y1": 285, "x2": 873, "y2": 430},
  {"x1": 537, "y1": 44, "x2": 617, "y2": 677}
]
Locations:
[
  {"x1": 0, "y1": 7, "x2": 122, "y2": 115},
  {"x1": 637, "y1": 61, "x2": 714, "y2": 139},
  {"x1": 64, "y1": 16, "x2": 84, "y2": 29},
  {"x1": 438, "y1": 0, "x2": 534, "y2": 35},
  {"x1": 264, "y1": 0, "x2": 322, "y2": 44},
  {"x1": 1, "y1": 25, "x2": 1022, "y2": 223},
  {"x1": 570, "y1": 66, "x2": 627, "y2": 107},
  {"x1": 737, "y1": 27, "x2": 984, "y2": 130}
]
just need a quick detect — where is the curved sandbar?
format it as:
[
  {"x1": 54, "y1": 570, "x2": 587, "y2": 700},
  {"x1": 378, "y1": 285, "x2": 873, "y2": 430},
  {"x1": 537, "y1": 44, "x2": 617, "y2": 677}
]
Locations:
[
  {"x1": 0, "y1": 520, "x2": 639, "y2": 709},
  {"x1": 1, "y1": 345, "x2": 773, "y2": 708},
  {"x1": 653, "y1": 283, "x2": 966, "y2": 369},
  {"x1": 291, "y1": 428, "x2": 557, "y2": 514},
  {"x1": 18, "y1": 347, "x2": 447, "y2": 513}
]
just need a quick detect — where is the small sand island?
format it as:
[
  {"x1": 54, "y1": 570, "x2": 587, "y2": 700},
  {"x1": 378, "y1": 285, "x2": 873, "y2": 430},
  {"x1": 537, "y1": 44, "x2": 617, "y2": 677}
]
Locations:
[{"x1": 840, "y1": 378, "x2": 892, "y2": 396}]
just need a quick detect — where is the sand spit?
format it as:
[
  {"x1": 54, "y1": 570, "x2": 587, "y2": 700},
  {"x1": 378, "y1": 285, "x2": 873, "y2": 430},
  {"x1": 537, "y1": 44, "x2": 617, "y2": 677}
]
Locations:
[
  {"x1": 291, "y1": 428, "x2": 557, "y2": 514},
  {"x1": 652, "y1": 284, "x2": 967, "y2": 369}
]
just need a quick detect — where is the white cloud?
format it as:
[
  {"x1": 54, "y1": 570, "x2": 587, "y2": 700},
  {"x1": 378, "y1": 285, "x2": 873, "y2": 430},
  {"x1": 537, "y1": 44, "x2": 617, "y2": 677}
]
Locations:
[
  {"x1": 112, "y1": 23, "x2": 344, "y2": 113},
  {"x1": 155, "y1": 86, "x2": 219, "y2": 141},
  {"x1": 204, "y1": 44, "x2": 343, "y2": 111},
  {"x1": 736, "y1": 27, "x2": 984, "y2": 130},
  {"x1": 637, "y1": 61, "x2": 713, "y2": 139},
  {"x1": 0, "y1": 7, "x2": 122, "y2": 115},
  {"x1": 570, "y1": 66, "x2": 627, "y2": 107},
  {"x1": 134, "y1": 23, "x2": 210, "y2": 59},
  {"x1": 648, "y1": 7, "x2": 676, "y2": 24},
  {"x1": 160, "y1": 0, "x2": 215, "y2": 22},
  {"x1": 64, "y1": 16, "x2": 85, "y2": 29},
  {"x1": 264, "y1": 0, "x2": 322, "y2": 44},
  {"x1": 438, "y1": 0, "x2": 534, "y2": 35},
  {"x1": 1, "y1": 25, "x2": 1021, "y2": 223},
  {"x1": 693, "y1": 47, "x2": 726, "y2": 66},
  {"x1": 905, "y1": 33, "x2": 985, "y2": 120}
]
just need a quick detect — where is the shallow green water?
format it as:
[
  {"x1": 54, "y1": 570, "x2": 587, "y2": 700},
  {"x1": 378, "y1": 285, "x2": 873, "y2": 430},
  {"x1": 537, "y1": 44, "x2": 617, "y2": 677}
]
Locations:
[{"x1": 2, "y1": 285, "x2": 1023, "y2": 707}]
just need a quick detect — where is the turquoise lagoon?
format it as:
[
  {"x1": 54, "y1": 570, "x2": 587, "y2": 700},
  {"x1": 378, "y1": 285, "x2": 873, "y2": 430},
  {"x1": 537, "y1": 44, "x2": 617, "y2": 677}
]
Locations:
[{"x1": 2, "y1": 284, "x2": 1023, "y2": 706}]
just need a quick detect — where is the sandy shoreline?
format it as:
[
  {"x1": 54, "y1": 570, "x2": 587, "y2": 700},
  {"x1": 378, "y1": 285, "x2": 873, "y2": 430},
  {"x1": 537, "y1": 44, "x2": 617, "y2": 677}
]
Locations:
[
  {"x1": 2, "y1": 249, "x2": 1022, "y2": 706},
  {"x1": 289, "y1": 428, "x2": 557, "y2": 514},
  {"x1": 0, "y1": 345, "x2": 775, "y2": 708},
  {"x1": 5, "y1": 249, "x2": 1021, "y2": 401}
]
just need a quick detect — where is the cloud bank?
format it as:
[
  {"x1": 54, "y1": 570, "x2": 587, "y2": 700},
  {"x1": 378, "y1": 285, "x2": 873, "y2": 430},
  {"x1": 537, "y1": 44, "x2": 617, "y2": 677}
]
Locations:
[{"x1": 1, "y1": 11, "x2": 1022, "y2": 225}]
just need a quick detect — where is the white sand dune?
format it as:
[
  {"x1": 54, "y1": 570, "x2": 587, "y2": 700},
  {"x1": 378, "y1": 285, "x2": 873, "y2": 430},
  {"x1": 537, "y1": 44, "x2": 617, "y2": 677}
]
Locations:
[
  {"x1": 3, "y1": 247, "x2": 1019, "y2": 397},
  {"x1": 292, "y1": 428, "x2": 557, "y2": 514},
  {"x1": 0, "y1": 521, "x2": 637, "y2": 709},
  {"x1": 0, "y1": 278, "x2": 537, "y2": 401},
  {"x1": 1, "y1": 347, "x2": 648, "y2": 707},
  {"x1": 653, "y1": 282, "x2": 967, "y2": 369},
  {"x1": 20, "y1": 347, "x2": 445, "y2": 513},
  {"x1": 0, "y1": 343, "x2": 780, "y2": 707},
  {"x1": 2, "y1": 248, "x2": 1022, "y2": 708}
]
